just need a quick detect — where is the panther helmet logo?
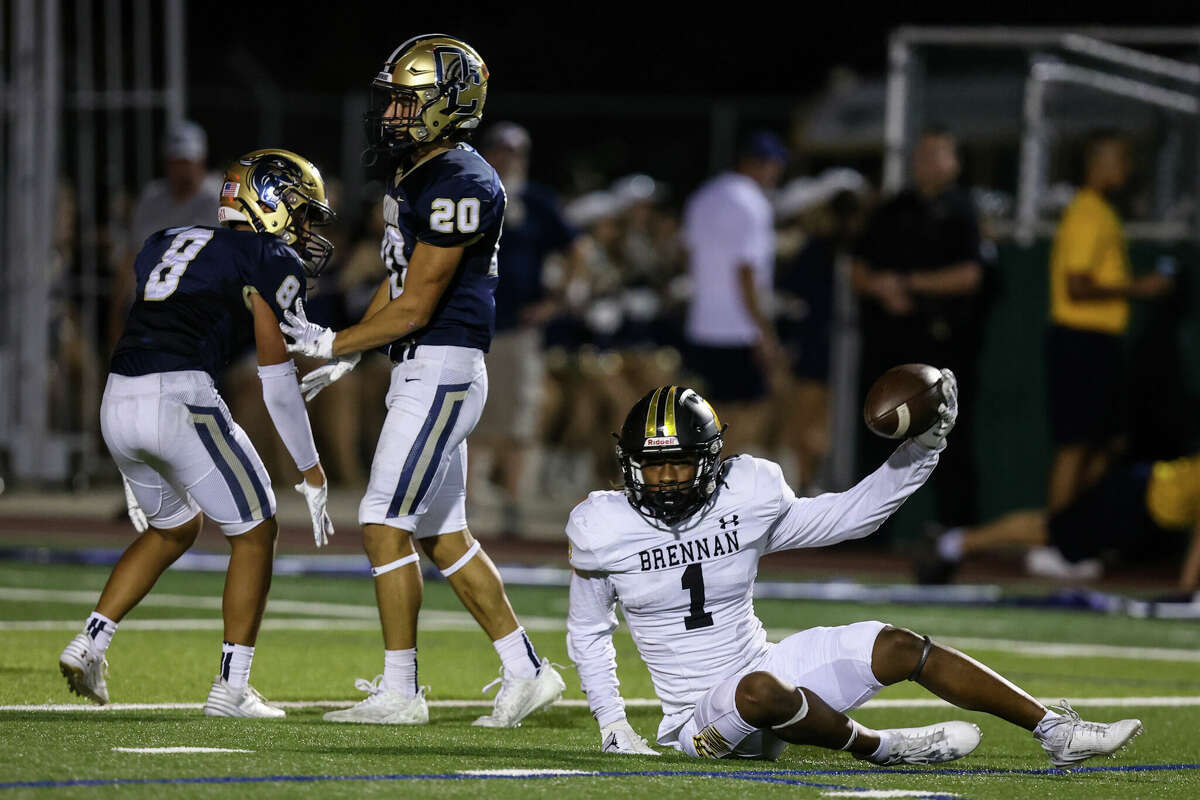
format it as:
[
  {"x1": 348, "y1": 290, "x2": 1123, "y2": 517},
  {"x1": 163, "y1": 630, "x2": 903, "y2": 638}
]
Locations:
[{"x1": 245, "y1": 157, "x2": 301, "y2": 212}]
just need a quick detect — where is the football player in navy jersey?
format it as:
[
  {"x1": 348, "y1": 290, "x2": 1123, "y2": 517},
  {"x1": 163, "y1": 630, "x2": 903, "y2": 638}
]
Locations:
[
  {"x1": 281, "y1": 34, "x2": 564, "y2": 727},
  {"x1": 59, "y1": 150, "x2": 337, "y2": 717}
]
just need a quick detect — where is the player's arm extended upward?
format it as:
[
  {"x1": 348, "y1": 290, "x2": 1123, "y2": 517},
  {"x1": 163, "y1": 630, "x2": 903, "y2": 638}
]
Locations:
[{"x1": 332, "y1": 243, "x2": 464, "y2": 356}]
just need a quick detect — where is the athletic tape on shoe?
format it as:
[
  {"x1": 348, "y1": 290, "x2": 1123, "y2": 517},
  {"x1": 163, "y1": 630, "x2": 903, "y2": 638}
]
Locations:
[
  {"x1": 440, "y1": 541, "x2": 481, "y2": 577},
  {"x1": 771, "y1": 692, "x2": 810, "y2": 730},
  {"x1": 371, "y1": 553, "x2": 420, "y2": 577}
]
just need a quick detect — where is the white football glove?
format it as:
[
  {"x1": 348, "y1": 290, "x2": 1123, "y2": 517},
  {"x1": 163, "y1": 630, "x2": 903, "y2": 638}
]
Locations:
[
  {"x1": 600, "y1": 719, "x2": 660, "y2": 755},
  {"x1": 122, "y1": 477, "x2": 148, "y2": 533},
  {"x1": 294, "y1": 479, "x2": 334, "y2": 548},
  {"x1": 299, "y1": 352, "x2": 362, "y2": 402},
  {"x1": 913, "y1": 368, "x2": 959, "y2": 450},
  {"x1": 280, "y1": 298, "x2": 335, "y2": 360}
]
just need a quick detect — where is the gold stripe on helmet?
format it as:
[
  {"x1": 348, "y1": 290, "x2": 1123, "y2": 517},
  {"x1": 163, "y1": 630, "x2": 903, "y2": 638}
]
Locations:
[
  {"x1": 663, "y1": 386, "x2": 678, "y2": 436},
  {"x1": 644, "y1": 387, "x2": 663, "y2": 438}
]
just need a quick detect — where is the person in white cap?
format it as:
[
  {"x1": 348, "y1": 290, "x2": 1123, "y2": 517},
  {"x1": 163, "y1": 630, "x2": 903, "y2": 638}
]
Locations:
[{"x1": 108, "y1": 120, "x2": 222, "y2": 349}]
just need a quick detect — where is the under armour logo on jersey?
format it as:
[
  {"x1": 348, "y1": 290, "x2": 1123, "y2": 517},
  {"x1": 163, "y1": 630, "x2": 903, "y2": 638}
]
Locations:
[{"x1": 719, "y1": 514, "x2": 739, "y2": 530}]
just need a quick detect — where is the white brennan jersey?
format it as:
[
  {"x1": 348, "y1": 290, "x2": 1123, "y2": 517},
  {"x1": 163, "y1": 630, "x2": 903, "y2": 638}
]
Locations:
[{"x1": 565, "y1": 442, "x2": 940, "y2": 744}]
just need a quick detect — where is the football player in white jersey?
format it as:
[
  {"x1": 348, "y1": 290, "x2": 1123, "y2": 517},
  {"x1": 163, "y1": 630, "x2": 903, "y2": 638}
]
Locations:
[{"x1": 567, "y1": 382, "x2": 1143, "y2": 768}]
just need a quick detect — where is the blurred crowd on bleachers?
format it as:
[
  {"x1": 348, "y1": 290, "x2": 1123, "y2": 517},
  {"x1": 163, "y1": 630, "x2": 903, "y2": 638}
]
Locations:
[{"x1": 39, "y1": 114, "x2": 1200, "y2": 589}]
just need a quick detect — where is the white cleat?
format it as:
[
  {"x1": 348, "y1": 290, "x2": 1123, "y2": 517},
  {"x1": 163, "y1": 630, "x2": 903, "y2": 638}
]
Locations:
[
  {"x1": 59, "y1": 632, "x2": 109, "y2": 705},
  {"x1": 203, "y1": 678, "x2": 286, "y2": 718},
  {"x1": 859, "y1": 721, "x2": 982, "y2": 766},
  {"x1": 472, "y1": 659, "x2": 565, "y2": 728},
  {"x1": 1035, "y1": 700, "x2": 1143, "y2": 769},
  {"x1": 322, "y1": 676, "x2": 428, "y2": 725}
]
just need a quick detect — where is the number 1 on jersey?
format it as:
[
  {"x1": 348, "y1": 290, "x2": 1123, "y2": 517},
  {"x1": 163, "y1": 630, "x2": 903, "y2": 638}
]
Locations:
[{"x1": 681, "y1": 563, "x2": 714, "y2": 630}]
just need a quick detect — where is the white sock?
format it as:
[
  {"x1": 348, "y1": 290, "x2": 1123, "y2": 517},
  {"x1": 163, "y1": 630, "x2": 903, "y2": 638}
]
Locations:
[
  {"x1": 937, "y1": 528, "x2": 966, "y2": 561},
  {"x1": 869, "y1": 728, "x2": 894, "y2": 760},
  {"x1": 84, "y1": 612, "x2": 117, "y2": 654},
  {"x1": 219, "y1": 642, "x2": 255, "y2": 689},
  {"x1": 493, "y1": 627, "x2": 540, "y2": 679},
  {"x1": 384, "y1": 648, "x2": 418, "y2": 697}
]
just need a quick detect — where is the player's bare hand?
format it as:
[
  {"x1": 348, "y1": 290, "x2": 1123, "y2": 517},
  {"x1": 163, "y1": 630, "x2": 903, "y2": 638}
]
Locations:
[
  {"x1": 280, "y1": 298, "x2": 335, "y2": 359},
  {"x1": 299, "y1": 352, "x2": 361, "y2": 402},
  {"x1": 601, "y1": 719, "x2": 660, "y2": 755},
  {"x1": 294, "y1": 478, "x2": 334, "y2": 548}
]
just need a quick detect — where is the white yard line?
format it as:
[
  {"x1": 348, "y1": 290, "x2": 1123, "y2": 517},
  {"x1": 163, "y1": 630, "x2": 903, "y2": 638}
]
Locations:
[
  {"x1": 5, "y1": 696, "x2": 1200, "y2": 713},
  {"x1": 821, "y1": 793, "x2": 960, "y2": 798},
  {"x1": 112, "y1": 747, "x2": 254, "y2": 754},
  {"x1": 5, "y1": 586, "x2": 1198, "y2": 661},
  {"x1": 457, "y1": 770, "x2": 595, "y2": 776},
  {"x1": 0, "y1": 588, "x2": 565, "y2": 631},
  {"x1": 931, "y1": 636, "x2": 1200, "y2": 664}
]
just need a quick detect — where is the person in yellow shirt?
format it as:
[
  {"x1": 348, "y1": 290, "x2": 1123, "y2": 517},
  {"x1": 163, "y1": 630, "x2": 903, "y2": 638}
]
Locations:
[
  {"x1": 915, "y1": 452, "x2": 1200, "y2": 594},
  {"x1": 1045, "y1": 130, "x2": 1173, "y2": 515}
]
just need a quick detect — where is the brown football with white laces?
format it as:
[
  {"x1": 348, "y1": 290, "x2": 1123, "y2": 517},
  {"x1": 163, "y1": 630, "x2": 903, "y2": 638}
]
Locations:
[{"x1": 864, "y1": 364, "x2": 944, "y2": 439}]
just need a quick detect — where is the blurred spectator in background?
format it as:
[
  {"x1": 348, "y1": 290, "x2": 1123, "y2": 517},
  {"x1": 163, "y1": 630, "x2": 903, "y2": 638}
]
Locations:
[
  {"x1": 773, "y1": 177, "x2": 868, "y2": 494},
  {"x1": 106, "y1": 121, "x2": 220, "y2": 352},
  {"x1": 1045, "y1": 130, "x2": 1174, "y2": 514},
  {"x1": 474, "y1": 122, "x2": 585, "y2": 537},
  {"x1": 916, "y1": 448, "x2": 1200, "y2": 594},
  {"x1": 852, "y1": 125, "x2": 986, "y2": 531},
  {"x1": 682, "y1": 131, "x2": 788, "y2": 455}
]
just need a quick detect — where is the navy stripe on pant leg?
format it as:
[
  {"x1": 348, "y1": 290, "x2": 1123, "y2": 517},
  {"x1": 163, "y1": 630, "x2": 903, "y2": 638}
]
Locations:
[
  {"x1": 186, "y1": 405, "x2": 271, "y2": 522},
  {"x1": 207, "y1": 408, "x2": 272, "y2": 518},
  {"x1": 407, "y1": 396, "x2": 467, "y2": 514},
  {"x1": 189, "y1": 412, "x2": 252, "y2": 520},
  {"x1": 387, "y1": 383, "x2": 471, "y2": 518}
]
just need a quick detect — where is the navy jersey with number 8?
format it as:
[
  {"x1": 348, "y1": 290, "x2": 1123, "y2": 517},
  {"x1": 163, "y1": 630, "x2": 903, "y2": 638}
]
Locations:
[{"x1": 111, "y1": 225, "x2": 307, "y2": 379}]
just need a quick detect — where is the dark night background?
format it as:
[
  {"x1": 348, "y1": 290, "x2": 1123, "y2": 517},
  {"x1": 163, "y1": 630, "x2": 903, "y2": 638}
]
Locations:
[{"x1": 180, "y1": 3, "x2": 1200, "y2": 211}]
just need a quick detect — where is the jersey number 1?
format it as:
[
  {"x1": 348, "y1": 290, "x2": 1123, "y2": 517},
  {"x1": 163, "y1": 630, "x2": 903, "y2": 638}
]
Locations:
[{"x1": 681, "y1": 563, "x2": 714, "y2": 630}]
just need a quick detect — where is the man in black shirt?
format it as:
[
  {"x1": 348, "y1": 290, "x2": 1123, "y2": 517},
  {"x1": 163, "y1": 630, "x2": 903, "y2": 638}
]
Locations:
[{"x1": 852, "y1": 127, "x2": 987, "y2": 529}]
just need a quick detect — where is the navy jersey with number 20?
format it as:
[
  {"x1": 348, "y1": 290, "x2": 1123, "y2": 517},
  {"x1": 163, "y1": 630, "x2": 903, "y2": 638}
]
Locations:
[
  {"x1": 110, "y1": 226, "x2": 307, "y2": 378},
  {"x1": 380, "y1": 143, "x2": 505, "y2": 352}
]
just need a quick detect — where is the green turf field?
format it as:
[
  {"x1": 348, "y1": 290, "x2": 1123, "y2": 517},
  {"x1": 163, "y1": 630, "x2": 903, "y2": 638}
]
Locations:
[{"x1": 1, "y1": 563, "x2": 1198, "y2": 799}]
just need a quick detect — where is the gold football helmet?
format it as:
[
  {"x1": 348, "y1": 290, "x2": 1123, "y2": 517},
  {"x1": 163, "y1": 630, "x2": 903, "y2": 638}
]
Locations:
[
  {"x1": 217, "y1": 149, "x2": 336, "y2": 276},
  {"x1": 365, "y1": 33, "x2": 488, "y2": 161}
]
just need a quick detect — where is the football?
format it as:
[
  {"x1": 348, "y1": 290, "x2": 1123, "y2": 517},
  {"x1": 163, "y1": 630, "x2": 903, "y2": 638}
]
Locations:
[{"x1": 863, "y1": 363, "x2": 945, "y2": 439}]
